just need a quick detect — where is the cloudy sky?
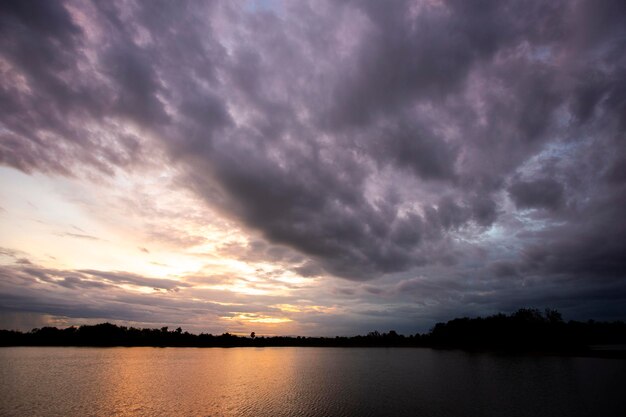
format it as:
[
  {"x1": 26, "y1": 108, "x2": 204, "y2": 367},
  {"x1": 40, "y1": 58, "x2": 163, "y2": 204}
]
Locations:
[{"x1": 1, "y1": 0, "x2": 625, "y2": 335}]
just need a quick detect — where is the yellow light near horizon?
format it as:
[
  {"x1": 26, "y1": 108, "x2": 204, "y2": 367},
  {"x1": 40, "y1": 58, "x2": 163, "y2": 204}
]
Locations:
[
  {"x1": 272, "y1": 304, "x2": 337, "y2": 314},
  {"x1": 222, "y1": 313, "x2": 292, "y2": 324},
  {"x1": 0, "y1": 165, "x2": 319, "y2": 336}
]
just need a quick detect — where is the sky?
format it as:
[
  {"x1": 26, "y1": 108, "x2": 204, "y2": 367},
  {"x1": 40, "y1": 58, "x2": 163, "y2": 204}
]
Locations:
[{"x1": 0, "y1": 0, "x2": 625, "y2": 336}]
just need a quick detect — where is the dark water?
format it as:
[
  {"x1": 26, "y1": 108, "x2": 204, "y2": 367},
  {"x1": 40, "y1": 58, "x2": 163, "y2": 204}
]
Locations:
[{"x1": 1, "y1": 347, "x2": 624, "y2": 417}]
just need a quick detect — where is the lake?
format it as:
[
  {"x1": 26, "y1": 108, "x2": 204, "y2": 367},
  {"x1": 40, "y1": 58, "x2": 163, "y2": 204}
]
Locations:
[{"x1": 1, "y1": 347, "x2": 624, "y2": 416}]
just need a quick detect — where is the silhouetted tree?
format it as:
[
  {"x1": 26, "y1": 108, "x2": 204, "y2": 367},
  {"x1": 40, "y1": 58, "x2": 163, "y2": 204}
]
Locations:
[
  {"x1": 545, "y1": 308, "x2": 563, "y2": 324},
  {"x1": 387, "y1": 330, "x2": 399, "y2": 338},
  {"x1": 2, "y1": 308, "x2": 624, "y2": 353}
]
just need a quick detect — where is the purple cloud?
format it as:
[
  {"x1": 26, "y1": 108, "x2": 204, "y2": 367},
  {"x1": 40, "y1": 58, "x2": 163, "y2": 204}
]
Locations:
[{"x1": 1, "y1": 0, "x2": 626, "y2": 330}]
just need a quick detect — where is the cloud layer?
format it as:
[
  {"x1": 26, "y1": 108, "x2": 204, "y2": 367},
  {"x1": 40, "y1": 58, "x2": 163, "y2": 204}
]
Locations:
[{"x1": 1, "y1": 0, "x2": 625, "y2": 331}]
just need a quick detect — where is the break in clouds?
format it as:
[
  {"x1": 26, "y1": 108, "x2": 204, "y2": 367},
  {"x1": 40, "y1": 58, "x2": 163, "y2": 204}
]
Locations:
[{"x1": 1, "y1": 0, "x2": 625, "y2": 333}]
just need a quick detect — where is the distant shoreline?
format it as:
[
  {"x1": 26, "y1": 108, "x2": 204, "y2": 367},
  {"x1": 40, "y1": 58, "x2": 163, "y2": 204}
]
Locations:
[{"x1": 2, "y1": 308, "x2": 625, "y2": 357}]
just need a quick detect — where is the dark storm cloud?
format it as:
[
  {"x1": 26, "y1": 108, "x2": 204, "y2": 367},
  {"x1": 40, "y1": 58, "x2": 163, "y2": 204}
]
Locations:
[
  {"x1": 0, "y1": 0, "x2": 158, "y2": 176},
  {"x1": 1, "y1": 0, "x2": 625, "y2": 318},
  {"x1": 508, "y1": 178, "x2": 565, "y2": 211},
  {"x1": 520, "y1": 191, "x2": 626, "y2": 280},
  {"x1": 325, "y1": 0, "x2": 561, "y2": 128},
  {"x1": 373, "y1": 122, "x2": 459, "y2": 181},
  {"x1": 491, "y1": 261, "x2": 519, "y2": 278}
]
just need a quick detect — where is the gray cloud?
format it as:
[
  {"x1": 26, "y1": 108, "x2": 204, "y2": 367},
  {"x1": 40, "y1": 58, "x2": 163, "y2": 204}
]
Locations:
[
  {"x1": 77, "y1": 269, "x2": 187, "y2": 291},
  {"x1": 508, "y1": 178, "x2": 565, "y2": 211},
  {"x1": 1, "y1": 0, "x2": 626, "y2": 325}
]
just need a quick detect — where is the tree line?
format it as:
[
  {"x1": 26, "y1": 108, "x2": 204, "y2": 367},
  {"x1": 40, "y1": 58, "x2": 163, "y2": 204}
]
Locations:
[{"x1": 1, "y1": 308, "x2": 625, "y2": 355}]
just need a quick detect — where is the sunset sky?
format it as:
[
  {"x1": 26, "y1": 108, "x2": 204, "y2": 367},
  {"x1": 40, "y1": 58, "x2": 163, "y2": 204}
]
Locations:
[{"x1": 1, "y1": 0, "x2": 625, "y2": 335}]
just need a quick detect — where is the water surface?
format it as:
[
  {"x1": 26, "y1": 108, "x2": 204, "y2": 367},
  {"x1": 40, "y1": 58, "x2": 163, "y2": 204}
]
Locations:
[{"x1": 1, "y1": 347, "x2": 624, "y2": 416}]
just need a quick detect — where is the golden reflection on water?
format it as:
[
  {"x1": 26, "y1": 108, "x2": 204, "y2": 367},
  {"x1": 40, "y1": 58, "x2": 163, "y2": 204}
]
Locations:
[
  {"x1": 1, "y1": 347, "x2": 315, "y2": 417},
  {"x1": 98, "y1": 348, "x2": 303, "y2": 416}
]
